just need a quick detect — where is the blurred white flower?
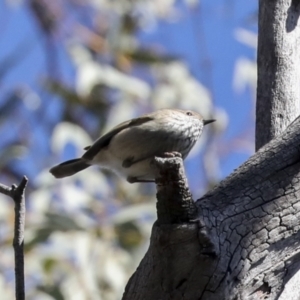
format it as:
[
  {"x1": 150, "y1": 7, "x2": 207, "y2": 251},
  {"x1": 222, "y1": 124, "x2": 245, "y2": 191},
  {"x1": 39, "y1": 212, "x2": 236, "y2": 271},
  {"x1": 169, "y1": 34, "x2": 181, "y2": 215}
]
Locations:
[
  {"x1": 152, "y1": 83, "x2": 177, "y2": 107},
  {"x1": 20, "y1": 86, "x2": 41, "y2": 110},
  {"x1": 101, "y1": 248, "x2": 130, "y2": 298},
  {"x1": 111, "y1": 203, "x2": 156, "y2": 225},
  {"x1": 62, "y1": 233, "x2": 102, "y2": 300},
  {"x1": 184, "y1": 0, "x2": 199, "y2": 8},
  {"x1": 235, "y1": 28, "x2": 257, "y2": 49},
  {"x1": 147, "y1": 0, "x2": 179, "y2": 20},
  {"x1": 152, "y1": 62, "x2": 213, "y2": 118},
  {"x1": 28, "y1": 189, "x2": 52, "y2": 216},
  {"x1": 212, "y1": 107, "x2": 229, "y2": 134},
  {"x1": 0, "y1": 274, "x2": 14, "y2": 300},
  {"x1": 51, "y1": 122, "x2": 93, "y2": 156},
  {"x1": 68, "y1": 44, "x2": 150, "y2": 99},
  {"x1": 0, "y1": 195, "x2": 12, "y2": 220},
  {"x1": 233, "y1": 57, "x2": 257, "y2": 93},
  {"x1": 102, "y1": 101, "x2": 137, "y2": 135}
]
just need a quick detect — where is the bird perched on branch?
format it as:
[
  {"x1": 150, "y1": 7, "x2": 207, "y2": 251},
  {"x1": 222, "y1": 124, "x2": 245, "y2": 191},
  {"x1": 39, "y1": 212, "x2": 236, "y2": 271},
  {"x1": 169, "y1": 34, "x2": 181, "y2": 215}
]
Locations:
[{"x1": 50, "y1": 108, "x2": 215, "y2": 183}]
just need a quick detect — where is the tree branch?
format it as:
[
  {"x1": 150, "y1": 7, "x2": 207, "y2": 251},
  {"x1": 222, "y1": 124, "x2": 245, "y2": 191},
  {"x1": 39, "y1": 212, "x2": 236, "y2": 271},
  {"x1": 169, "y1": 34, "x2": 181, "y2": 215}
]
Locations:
[
  {"x1": 0, "y1": 176, "x2": 28, "y2": 300},
  {"x1": 123, "y1": 115, "x2": 300, "y2": 299},
  {"x1": 154, "y1": 155, "x2": 197, "y2": 224},
  {"x1": 195, "y1": 115, "x2": 300, "y2": 299},
  {"x1": 123, "y1": 155, "x2": 216, "y2": 300}
]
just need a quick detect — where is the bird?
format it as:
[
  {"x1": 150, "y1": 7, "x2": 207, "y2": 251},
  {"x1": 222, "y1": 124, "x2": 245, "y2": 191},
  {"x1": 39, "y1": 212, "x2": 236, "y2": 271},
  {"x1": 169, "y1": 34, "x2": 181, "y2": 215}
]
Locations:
[{"x1": 49, "y1": 108, "x2": 215, "y2": 183}]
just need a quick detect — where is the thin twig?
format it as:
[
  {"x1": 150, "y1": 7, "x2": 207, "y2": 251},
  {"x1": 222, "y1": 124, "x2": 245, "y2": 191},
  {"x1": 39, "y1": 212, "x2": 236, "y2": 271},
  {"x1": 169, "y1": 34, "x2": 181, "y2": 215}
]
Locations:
[{"x1": 0, "y1": 176, "x2": 28, "y2": 300}]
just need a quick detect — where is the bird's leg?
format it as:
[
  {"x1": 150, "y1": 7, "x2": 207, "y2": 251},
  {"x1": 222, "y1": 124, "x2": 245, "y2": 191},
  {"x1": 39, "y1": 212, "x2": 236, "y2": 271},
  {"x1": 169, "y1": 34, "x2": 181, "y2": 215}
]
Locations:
[
  {"x1": 127, "y1": 176, "x2": 155, "y2": 184},
  {"x1": 123, "y1": 156, "x2": 151, "y2": 168}
]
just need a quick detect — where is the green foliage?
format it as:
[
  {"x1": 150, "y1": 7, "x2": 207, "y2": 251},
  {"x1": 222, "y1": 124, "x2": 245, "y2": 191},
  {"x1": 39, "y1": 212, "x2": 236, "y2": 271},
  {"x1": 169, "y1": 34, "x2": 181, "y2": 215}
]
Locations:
[
  {"x1": 115, "y1": 221, "x2": 144, "y2": 251},
  {"x1": 37, "y1": 285, "x2": 65, "y2": 300}
]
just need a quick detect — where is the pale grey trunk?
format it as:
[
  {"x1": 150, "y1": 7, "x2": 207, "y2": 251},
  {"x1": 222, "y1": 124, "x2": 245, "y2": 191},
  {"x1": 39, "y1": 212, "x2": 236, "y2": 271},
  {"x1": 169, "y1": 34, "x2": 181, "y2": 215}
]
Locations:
[{"x1": 256, "y1": 0, "x2": 300, "y2": 151}]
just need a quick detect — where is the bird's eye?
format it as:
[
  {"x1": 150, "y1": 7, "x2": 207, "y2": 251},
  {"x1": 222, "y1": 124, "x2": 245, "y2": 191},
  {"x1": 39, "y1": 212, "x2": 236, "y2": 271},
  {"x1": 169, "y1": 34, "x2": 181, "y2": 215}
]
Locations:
[{"x1": 186, "y1": 111, "x2": 192, "y2": 116}]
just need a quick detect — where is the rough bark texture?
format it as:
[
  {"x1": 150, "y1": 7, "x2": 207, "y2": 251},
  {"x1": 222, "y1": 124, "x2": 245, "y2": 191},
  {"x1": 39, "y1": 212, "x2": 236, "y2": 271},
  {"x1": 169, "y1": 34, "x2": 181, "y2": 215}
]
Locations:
[
  {"x1": 256, "y1": 0, "x2": 300, "y2": 151},
  {"x1": 154, "y1": 155, "x2": 197, "y2": 225},
  {"x1": 123, "y1": 116, "x2": 300, "y2": 300}
]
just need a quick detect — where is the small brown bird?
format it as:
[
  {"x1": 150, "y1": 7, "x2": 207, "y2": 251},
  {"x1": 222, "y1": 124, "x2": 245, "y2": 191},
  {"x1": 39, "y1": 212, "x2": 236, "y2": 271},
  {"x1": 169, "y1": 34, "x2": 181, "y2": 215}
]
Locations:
[{"x1": 50, "y1": 109, "x2": 215, "y2": 183}]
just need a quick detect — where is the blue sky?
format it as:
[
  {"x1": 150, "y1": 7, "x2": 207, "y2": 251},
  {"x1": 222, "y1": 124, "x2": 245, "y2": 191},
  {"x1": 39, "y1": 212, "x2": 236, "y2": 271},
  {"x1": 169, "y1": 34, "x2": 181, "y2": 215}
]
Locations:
[
  {"x1": 0, "y1": 0, "x2": 258, "y2": 188},
  {"x1": 138, "y1": 0, "x2": 257, "y2": 181}
]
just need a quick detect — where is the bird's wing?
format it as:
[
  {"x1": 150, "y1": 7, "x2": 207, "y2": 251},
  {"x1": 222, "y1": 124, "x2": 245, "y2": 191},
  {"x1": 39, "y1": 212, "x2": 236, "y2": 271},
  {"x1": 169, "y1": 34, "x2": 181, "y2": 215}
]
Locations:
[{"x1": 82, "y1": 116, "x2": 154, "y2": 160}]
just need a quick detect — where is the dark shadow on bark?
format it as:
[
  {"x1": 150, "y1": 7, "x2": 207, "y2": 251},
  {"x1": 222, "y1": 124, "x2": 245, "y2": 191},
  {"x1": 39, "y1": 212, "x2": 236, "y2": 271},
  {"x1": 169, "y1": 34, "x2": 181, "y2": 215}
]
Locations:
[{"x1": 286, "y1": 0, "x2": 300, "y2": 32}]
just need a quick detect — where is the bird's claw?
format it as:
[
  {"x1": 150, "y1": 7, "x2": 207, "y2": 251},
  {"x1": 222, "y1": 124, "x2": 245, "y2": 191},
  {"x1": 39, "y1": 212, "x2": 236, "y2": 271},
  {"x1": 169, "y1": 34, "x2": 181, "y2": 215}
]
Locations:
[{"x1": 161, "y1": 151, "x2": 182, "y2": 158}]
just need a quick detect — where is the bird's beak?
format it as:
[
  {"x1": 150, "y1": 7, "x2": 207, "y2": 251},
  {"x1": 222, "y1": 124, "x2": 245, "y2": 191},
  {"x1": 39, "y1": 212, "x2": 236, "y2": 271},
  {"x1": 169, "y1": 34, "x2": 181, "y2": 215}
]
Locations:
[{"x1": 203, "y1": 119, "x2": 216, "y2": 125}]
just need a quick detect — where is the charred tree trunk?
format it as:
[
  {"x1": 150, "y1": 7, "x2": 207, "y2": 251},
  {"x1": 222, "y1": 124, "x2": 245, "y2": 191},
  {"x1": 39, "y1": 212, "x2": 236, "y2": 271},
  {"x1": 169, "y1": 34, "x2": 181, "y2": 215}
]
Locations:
[
  {"x1": 123, "y1": 0, "x2": 300, "y2": 299},
  {"x1": 123, "y1": 118, "x2": 300, "y2": 300}
]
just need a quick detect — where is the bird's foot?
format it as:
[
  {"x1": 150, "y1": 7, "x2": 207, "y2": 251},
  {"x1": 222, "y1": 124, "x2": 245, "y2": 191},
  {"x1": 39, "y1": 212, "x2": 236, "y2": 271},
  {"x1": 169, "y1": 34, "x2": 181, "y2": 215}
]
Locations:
[{"x1": 161, "y1": 151, "x2": 182, "y2": 158}]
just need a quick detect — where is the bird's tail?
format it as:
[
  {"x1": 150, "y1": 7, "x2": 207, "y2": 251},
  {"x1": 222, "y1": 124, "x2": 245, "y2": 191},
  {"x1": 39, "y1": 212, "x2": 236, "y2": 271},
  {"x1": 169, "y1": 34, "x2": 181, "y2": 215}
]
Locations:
[{"x1": 50, "y1": 158, "x2": 90, "y2": 178}]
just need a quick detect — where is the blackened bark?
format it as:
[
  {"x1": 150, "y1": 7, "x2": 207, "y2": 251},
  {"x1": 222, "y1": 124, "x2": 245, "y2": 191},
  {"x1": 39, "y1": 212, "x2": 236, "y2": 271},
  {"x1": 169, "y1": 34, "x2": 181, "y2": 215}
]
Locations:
[{"x1": 123, "y1": 116, "x2": 300, "y2": 300}]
